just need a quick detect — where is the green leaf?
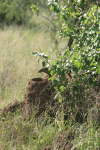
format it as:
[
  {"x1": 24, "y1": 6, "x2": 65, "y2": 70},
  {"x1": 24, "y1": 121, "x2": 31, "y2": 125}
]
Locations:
[
  {"x1": 42, "y1": 61, "x2": 46, "y2": 67},
  {"x1": 74, "y1": 60, "x2": 81, "y2": 69},
  {"x1": 32, "y1": 52, "x2": 38, "y2": 56},
  {"x1": 50, "y1": 5, "x2": 54, "y2": 11},
  {"x1": 55, "y1": 0, "x2": 59, "y2": 2},
  {"x1": 60, "y1": 86, "x2": 65, "y2": 92},
  {"x1": 50, "y1": 70, "x2": 54, "y2": 75},
  {"x1": 59, "y1": 98, "x2": 62, "y2": 103},
  {"x1": 53, "y1": 78, "x2": 59, "y2": 85}
]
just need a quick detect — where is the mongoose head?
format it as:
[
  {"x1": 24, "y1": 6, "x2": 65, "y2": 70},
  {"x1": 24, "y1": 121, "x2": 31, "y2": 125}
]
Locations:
[{"x1": 39, "y1": 67, "x2": 51, "y2": 77}]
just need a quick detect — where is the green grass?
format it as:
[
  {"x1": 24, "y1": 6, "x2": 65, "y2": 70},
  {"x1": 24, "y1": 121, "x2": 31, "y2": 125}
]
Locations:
[
  {"x1": 0, "y1": 112, "x2": 58, "y2": 150},
  {"x1": 72, "y1": 124, "x2": 100, "y2": 150}
]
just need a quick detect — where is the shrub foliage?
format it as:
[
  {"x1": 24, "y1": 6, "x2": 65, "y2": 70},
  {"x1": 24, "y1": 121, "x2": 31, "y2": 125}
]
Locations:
[
  {"x1": 32, "y1": 0, "x2": 100, "y2": 94},
  {"x1": 0, "y1": 0, "x2": 48, "y2": 24}
]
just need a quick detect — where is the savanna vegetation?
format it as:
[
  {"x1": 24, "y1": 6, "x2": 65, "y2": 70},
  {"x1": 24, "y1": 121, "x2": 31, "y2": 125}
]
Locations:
[{"x1": 0, "y1": 0, "x2": 100, "y2": 149}]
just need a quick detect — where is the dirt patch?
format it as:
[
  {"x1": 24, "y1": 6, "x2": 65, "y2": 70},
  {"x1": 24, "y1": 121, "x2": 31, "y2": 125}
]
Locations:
[
  {"x1": 1, "y1": 73, "x2": 100, "y2": 124},
  {"x1": 1, "y1": 77, "x2": 56, "y2": 118}
]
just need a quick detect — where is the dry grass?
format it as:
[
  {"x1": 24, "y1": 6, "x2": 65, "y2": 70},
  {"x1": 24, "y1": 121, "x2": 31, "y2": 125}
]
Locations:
[
  {"x1": 0, "y1": 21, "x2": 67, "y2": 149},
  {"x1": 0, "y1": 13, "x2": 100, "y2": 150},
  {"x1": 0, "y1": 10, "x2": 68, "y2": 109},
  {"x1": 0, "y1": 23, "x2": 58, "y2": 109}
]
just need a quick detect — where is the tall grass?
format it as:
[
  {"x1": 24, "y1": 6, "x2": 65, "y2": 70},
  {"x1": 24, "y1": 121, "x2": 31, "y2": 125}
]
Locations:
[
  {"x1": 0, "y1": 22, "x2": 55, "y2": 109},
  {"x1": 0, "y1": 11, "x2": 100, "y2": 150},
  {"x1": 0, "y1": 21, "x2": 60, "y2": 149},
  {"x1": 0, "y1": 10, "x2": 68, "y2": 149},
  {"x1": 0, "y1": 9, "x2": 67, "y2": 108}
]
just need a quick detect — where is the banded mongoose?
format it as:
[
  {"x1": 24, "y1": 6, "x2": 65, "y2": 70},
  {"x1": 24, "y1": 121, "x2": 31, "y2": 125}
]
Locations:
[
  {"x1": 39, "y1": 67, "x2": 51, "y2": 78},
  {"x1": 39, "y1": 67, "x2": 72, "y2": 79}
]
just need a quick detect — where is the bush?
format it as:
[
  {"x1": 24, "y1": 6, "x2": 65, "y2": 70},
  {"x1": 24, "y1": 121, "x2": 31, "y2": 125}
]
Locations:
[{"x1": 0, "y1": 0, "x2": 48, "y2": 24}]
